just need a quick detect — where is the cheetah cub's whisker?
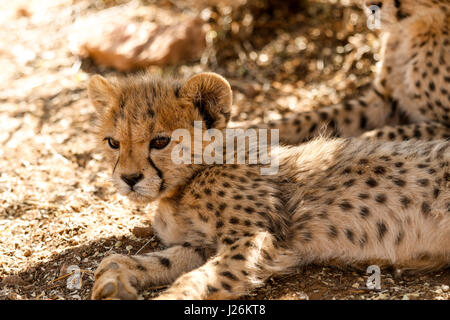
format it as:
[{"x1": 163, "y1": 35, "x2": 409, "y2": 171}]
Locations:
[{"x1": 88, "y1": 72, "x2": 450, "y2": 300}]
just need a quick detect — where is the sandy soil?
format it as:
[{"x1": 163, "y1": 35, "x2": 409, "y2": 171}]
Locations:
[{"x1": 0, "y1": 0, "x2": 448, "y2": 300}]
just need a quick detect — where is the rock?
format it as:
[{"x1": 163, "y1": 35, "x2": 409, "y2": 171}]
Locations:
[
  {"x1": 373, "y1": 292, "x2": 388, "y2": 300},
  {"x1": 131, "y1": 226, "x2": 153, "y2": 238},
  {"x1": 442, "y1": 285, "x2": 449, "y2": 292},
  {"x1": 23, "y1": 249, "x2": 32, "y2": 257},
  {"x1": 1, "y1": 275, "x2": 27, "y2": 287},
  {"x1": 59, "y1": 263, "x2": 76, "y2": 277},
  {"x1": 73, "y1": 17, "x2": 205, "y2": 71},
  {"x1": 16, "y1": 6, "x2": 31, "y2": 18},
  {"x1": 7, "y1": 291, "x2": 24, "y2": 300},
  {"x1": 229, "y1": 79, "x2": 261, "y2": 98}
]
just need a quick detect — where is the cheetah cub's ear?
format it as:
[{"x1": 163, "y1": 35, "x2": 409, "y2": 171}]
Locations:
[
  {"x1": 180, "y1": 72, "x2": 232, "y2": 130},
  {"x1": 87, "y1": 75, "x2": 118, "y2": 114}
]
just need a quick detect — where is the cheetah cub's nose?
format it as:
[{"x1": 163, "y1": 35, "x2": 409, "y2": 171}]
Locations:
[{"x1": 121, "y1": 173, "x2": 143, "y2": 188}]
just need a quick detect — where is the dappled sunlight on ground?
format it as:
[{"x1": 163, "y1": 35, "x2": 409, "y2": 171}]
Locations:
[{"x1": 0, "y1": 0, "x2": 448, "y2": 300}]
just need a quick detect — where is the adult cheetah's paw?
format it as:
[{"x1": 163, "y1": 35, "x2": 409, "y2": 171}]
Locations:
[{"x1": 91, "y1": 254, "x2": 140, "y2": 300}]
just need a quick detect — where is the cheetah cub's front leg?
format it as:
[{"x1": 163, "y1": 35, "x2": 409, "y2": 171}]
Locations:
[
  {"x1": 92, "y1": 245, "x2": 212, "y2": 300},
  {"x1": 155, "y1": 233, "x2": 275, "y2": 300}
]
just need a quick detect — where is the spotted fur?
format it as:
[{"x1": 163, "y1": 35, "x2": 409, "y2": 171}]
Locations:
[
  {"x1": 88, "y1": 72, "x2": 450, "y2": 300},
  {"x1": 246, "y1": 0, "x2": 450, "y2": 144}
]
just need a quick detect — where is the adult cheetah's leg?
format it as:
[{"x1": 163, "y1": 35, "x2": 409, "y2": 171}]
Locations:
[
  {"x1": 360, "y1": 121, "x2": 450, "y2": 141},
  {"x1": 91, "y1": 245, "x2": 214, "y2": 300},
  {"x1": 246, "y1": 87, "x2": 393, "y2": 145},
  {"x1": 154, "y1": 232, "x2": 280, "y2": 300}
]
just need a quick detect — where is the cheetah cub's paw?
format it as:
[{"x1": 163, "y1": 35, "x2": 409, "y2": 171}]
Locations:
[{"x1": 91, "y1": 254, "x2": 140, "y2": 300}]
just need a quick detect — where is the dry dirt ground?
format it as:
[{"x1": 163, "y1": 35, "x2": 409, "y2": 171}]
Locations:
[{"x1": 0, "y1": 0, "x2": 449, "y2": 300}]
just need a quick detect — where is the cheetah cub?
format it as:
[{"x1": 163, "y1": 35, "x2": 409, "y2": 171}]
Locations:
[
  {"x1": 88, "y1": 72, "x2": 449, "y2": 300},
  {"x1": 246, "y1": 0, "x2": 450, "y2": 144}
]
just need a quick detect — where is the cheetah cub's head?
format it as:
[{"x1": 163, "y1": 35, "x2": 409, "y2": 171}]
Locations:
[
  {"x1": 363, "y1": 0, "x2": 448, "y2": 26},
  {"x1": 88, "y1": 72, "x2": 232, "y2": 203}
]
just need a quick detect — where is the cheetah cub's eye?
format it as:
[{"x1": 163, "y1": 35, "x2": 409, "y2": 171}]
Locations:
[
  {"x1": 105, "y1": 137, "x2": 120, "y2": 149},
  {"x1": 150, "y1": 136, "x2": 171, "y2": 150}
]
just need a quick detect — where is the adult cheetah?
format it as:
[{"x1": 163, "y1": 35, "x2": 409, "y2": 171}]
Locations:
[
  {"x1": 246, "y1": 0, "x2": 450, "y2": 144},
  {"x1": 88, "y1": 72, "x2": 449, "y2": 300}
]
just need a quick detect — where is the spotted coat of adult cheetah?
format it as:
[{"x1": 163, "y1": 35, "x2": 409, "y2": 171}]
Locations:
[
  {"x1": 246, "y1": 0, "x2": 450, "y2": 144},
  {"x1": 87, "y1": 72, "x2": 450, "y2": 300}
]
